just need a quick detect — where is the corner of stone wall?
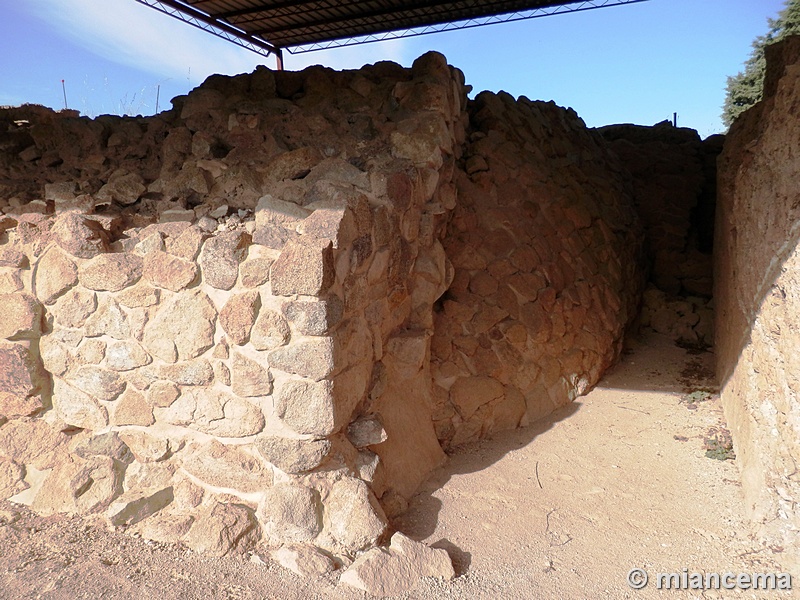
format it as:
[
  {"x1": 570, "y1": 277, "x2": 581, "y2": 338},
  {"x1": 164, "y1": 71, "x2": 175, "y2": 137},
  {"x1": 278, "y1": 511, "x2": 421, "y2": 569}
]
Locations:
[{"x1": 0, "y1": 51, "x2": 469, "y2": 566}]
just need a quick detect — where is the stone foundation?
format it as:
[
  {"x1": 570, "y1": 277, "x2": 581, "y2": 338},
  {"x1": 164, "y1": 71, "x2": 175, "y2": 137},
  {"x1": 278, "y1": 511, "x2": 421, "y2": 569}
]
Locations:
[
  {"x1": 715, "y1": 36, "x2": 800, "y2": 568},
  {"x1": 0, "y1": 52, "x2": 646, "y2": 576}
]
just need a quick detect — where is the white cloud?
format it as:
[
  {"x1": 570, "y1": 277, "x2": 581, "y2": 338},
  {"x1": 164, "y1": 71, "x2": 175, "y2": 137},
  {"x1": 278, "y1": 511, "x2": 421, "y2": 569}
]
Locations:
[{"x1": 26, "y1": 0, "x2": 415, "y2": 81}]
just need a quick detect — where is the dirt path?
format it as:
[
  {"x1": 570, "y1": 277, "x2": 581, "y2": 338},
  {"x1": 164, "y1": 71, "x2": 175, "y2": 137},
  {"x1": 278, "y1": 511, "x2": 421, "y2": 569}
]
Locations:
[{"x1": 0, "y1": 332, "x2": 792, "y2": 599}]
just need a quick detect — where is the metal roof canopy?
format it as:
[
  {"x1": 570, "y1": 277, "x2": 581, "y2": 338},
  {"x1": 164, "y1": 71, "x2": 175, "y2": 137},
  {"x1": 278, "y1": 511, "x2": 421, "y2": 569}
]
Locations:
[{"x1": 133, "y1": 0, "x2": 648, "y2": 65}]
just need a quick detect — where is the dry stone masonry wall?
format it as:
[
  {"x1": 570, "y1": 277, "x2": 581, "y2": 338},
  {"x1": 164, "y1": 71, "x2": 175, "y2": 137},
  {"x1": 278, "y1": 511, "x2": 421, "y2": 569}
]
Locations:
[
  {"x1": 431, "y1": 92, "x2": 644, "y2": 448},
  {"x1": 716, "y1": 36, "x2": 800, "y2": 569},
  {"x1": 598, "y1": 122, "x2": 722, "y2": 348},
  {"x1": 0, "y1": 51, "x2": 645, "y2": 579}
]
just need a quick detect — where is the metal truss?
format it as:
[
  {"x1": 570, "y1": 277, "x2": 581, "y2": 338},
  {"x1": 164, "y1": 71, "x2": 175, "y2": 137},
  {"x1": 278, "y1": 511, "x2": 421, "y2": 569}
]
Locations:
[
  {"x1": 132, "y1": 0, "x2": 281, "y2": 60},
  {"x1": 286, "y1": 0, "x2": 650, "y2": 54},
  {"x1": 133, "y1": 0, "x2": 648, "y2": 60}
]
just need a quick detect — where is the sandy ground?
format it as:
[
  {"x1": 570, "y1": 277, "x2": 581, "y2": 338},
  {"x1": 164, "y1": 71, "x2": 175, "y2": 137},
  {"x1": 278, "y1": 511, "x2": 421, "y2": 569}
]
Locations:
[{"x1": 0, "y1": 332, "x2": 792, "y2": 599}]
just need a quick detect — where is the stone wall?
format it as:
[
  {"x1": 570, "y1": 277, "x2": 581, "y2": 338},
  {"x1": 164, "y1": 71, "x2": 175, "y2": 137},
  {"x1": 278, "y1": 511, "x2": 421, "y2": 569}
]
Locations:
[
  {"x1": 599, "y1": 122, "x2": 722, "y2": 298},
  {"x1": 716, "y1": 36, "x2": 800, "y2": 567},
  {"x1": 0, "y1": 53, "x2": 466, "y2": 567},
  {"x1": 0, "y1": 51, "x2": 645, "y2": 576},
  {"x1": 431, "y1": 92, "x2": 644, "y2": 448}
]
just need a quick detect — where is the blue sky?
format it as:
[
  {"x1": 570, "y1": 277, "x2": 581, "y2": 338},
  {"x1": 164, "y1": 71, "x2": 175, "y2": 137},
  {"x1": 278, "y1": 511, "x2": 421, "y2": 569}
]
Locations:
[{"x1": 0, "y1": 0, "x2": 786, "y2": 137}]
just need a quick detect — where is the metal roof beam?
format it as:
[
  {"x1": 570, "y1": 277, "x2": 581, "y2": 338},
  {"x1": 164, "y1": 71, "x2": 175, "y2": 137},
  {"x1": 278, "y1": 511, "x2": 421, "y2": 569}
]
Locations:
[
  {"x1": 284, "y1": 0, "x2": 649, "y2": 53},
  {"x1": 249, "y1": 0, "x2": 567, "y2": 36},
  {"x1": 133, "y1": 0, "x2": 282, "y2": 56},
  {"x1": 219, "y1": 0, "x2": 329, "y2": 20}
]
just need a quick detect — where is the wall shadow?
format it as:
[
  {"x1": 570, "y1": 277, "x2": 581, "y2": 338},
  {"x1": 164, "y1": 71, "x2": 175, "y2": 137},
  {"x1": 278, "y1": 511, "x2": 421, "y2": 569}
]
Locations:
[{"x1": 392, "y1": 400, "x2": 581, "y2": 571}]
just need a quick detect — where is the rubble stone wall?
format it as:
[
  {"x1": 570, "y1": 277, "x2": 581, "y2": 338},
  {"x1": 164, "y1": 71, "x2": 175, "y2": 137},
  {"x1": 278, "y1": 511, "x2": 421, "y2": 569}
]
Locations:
[
  {"x1": 716, "y1": 36, "x2": 800, "y2": 565},
  {"x1": 0, "y1": 51, "x2": 644, "y2": 567},
  {"x1": 431, "y1": 92, "x2": 644, "y2": 448},
  {"x1": 599, "y1": 122, "x2": 722, "y2": 298}
]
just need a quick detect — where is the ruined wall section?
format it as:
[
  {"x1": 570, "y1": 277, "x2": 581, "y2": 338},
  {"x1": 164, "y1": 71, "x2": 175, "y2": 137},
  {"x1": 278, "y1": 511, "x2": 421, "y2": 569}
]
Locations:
[
  {"x1": 0, "y1": 51, "x2": 648, "y2": 568},
  {"x1": 0, "y1": 53, "x2": 466, "y2": 563},
  {"x1": 599, "y1": 123, "x2": 722, "y2": 298},
  {"x1": 431, "y1": 92, "x2": 644, "y2": 448},
  {"x1": 716, "y1": 36, "x2": 800, "y2": 566},
  {"x1": 598, "y1": 123, "x2": 722, "y2": 347}
]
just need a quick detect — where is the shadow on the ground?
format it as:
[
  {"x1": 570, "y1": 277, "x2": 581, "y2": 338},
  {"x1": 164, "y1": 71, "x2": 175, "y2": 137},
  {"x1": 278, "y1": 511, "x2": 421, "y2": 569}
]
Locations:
[
  {"x1": 393, "y1": 400, "x2": 581, "y2": 571},
  {"x1": 395, "y1": 332, "x2": 720, "y2": 570}
]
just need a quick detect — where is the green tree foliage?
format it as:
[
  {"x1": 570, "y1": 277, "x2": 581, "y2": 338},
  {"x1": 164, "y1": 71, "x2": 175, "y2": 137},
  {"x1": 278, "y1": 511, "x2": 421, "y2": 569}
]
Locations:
[{"x1": 722, "y1": 0, "x2": 800, "y2": 127}]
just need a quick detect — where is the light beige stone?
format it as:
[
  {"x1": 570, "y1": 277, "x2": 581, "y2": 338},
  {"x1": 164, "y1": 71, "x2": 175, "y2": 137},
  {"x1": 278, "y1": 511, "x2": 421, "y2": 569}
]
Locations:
[
  {"x1": 340, "y1": 532, "x2": 455, "y2": 596},
  {"x1": 268, "y1": 337, "x2": 335, "y2": 381},
  {"x1": 158, "y1": 388, "x2": 264, "y2": 437},
  {"x1": 323, "y1": 477, "x2": 387, "y2": 553},
  {"x1": 282, "y1": 298, "x2": 343, "y2": 336},
  {"x1": 347, "y1": 416, "x2": 388, "y2": 448},
  {"x1": 76, "y1": 338, "x2": 106, "y2": 364},
  {"x1": 32, "y1": 455, "x2": 123, "y2": 516},
  {"x1": 0, "y1": 293, "x2": 42, "y2": 340},
  {"x1": 134, "y1": 231, "x2": 166, "y2": 256},
  {"x1": 255, "y1": 435, "x2": 331, "y2": 474},
  {"x1": 147, "y1": 381, "x2": 180, "y2": 408},
  {"x1": 0, "y1": 458, "x2": 27, "y2": 499},
  {"x1": 231, "y1": 352, "x2": 272, "y2": 397},
  {"x1": 34, "y1": 246, "x2": 78, "y2": 305},
  {"x1": 180, "y1": 440, "x2": 272, "y2": 493},
  {"x1": 132, "y1": 513, "x2": 194, "y2": 543},
  {"x1": 78, "y1": 253, "x2": 143, "y2": 291},
  {"x1": 142, "y1": 289, "x2": 217, "y2": 362},
  {"x1": 254, "y1": 195, "x2": 311, "y2": 229},
  {"x1": 69, "y1": 365, "x2": 126, "y2": 401},
  {"x1": 0, "y1": 269, "x2": 24, "y2": 294},
  {"x1": 219, "y1": 291, "x2": 260, "y2": 346},
  {"x1": 199, "y1": 230, "x2": 250, "y2": 290},
  {"x1": 160, "y1": 359, "x2": 214, "y2": 386},
  {"x1": 51, "y1": 288, "x2": 96, "y2": 328},
  {"x1": 142, "y1": 250, "x2": 199, "y2": 292},
  {"x1": 73, "y1": 431, "x2": 134, "y2": 463},
  {"x1": 0, "y1": 417, "x2": 65, "y2": 469},
  {"x1": 269, "y1": 545, "x2": 336, "y2": 577},
  {"x1": 274, "y1": 379, "x2": 335, "y2": 436},
  {"x1": 52, "y1": 378, "x2": 109, "y2": 430},
  {"x1": 185, "y1": 502, "x2": 260, "y2": 557},
  {"x1": 112, "y1": 388, "x2": 154, "y2": 426},
  {"x1": 118, "y1": 430, "x2": 172, "y2": 463},
  {"x1": 117, "y1": 284, "x2": 160, "y2": 308},
  {"x1": 84, "y1": 296, "x2": 130, "y2": 339},
  {"x1": 257, "y1": 483, "x2": 321, "y2": 543},
  {"x1": 250, "y1": 309, "x2": 290, "y2": 351},
  {"x1": 214, "y1": 360, "x2": 231, "y2": 386},
  {"x1": 106, "y1": 340, "x2": 151, "y2": 371},
  {"x1": 106, "y1": 487, "x2": 174, "y2": 526}
]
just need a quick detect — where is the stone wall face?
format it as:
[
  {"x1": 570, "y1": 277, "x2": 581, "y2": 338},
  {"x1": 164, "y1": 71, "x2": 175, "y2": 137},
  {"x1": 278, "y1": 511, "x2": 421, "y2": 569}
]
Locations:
[
  {"x1": 716, "y1": 36, "x2": 800, "y2": 566},
  {"x1": 599, "y1": 123, "x2": 722, "y2": 298},
  {"x1": 0, "y1": 53, "x2": 465, "y2": 563},
  {"x1": 431, "y1": 92, "x2": 644, "y2": 448},
  {"x1": 0, "y1": 51, "x2": 644, "y2": 568}
]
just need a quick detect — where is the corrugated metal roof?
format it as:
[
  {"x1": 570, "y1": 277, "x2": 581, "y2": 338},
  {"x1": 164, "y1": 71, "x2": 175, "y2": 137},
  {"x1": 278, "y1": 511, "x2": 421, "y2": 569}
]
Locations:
[{"x1": 134, "y1": 0, "x2": 648, "y2": 57}]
